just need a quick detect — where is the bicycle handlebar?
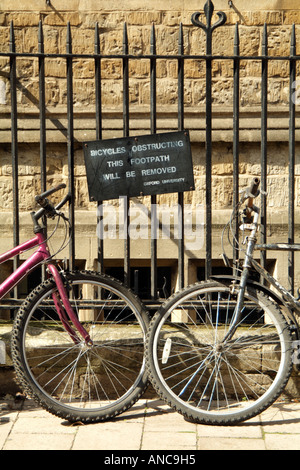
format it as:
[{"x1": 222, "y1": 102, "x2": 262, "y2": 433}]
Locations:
[
  {"x1": 248, "y1": 177, "x2": 260, "y2": 198},
  {"x1": 241, "y1": 177, "x2": 260, "y2": 207},
  {"x1": 55, "y1": 193, "x2": 72, "y2": 211},
  {"x1": 32, "y1": 184, "x2": 71, "y2": 232},
  {"x1": 35, "y1": 184, "x2": 70, "y2": 213},
  {"x1": 35, "y1": 183, "x2": 66, "y2": 204}
]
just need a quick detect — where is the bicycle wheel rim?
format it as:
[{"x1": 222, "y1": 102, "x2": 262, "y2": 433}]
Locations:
[
  {"x1": 149, "y1": 284, "x2": 292, "y2": 423},
  {"x1": 16, "y1": 275, "x2": 148, "y2": 418}
]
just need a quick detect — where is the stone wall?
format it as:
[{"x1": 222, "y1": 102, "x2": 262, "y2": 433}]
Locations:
[
  {"x1": 1, "y1": 1, "x2": 300, "y2": 109},
  {"x1": 0, "y1": 0, "x2": 299, "y2": 289},
  {"x1": 0, "y1": 0, "x2": 299, "y2": 398}
]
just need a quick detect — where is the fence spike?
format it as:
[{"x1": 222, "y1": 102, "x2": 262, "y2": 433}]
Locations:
[
  {"x1": 9, "y1": 21, "x2": 15, "y2": 52},
  {"x1": 150, "y1": 23, "x2": 156, "y2": 134},
  {"x1": 38, "y1": 20, "x2": 44, "y2": 53},
  {"x1": 234, "y1": 22, "x2": 239, "y2": 54},
  {"x1": 66, "y1": 21, "x2": 72, "y2": 53},
  {"x1": 150, "y1": 23, "x2": 156, "y2": 54},
  {"x1": 178, "y1": 22, "x2": 183, "y2": 53},
  {"x1": 291, "y1": 23, "x2": 296, "y2": 54},
  {"x1": 178, "y1": 22, "x2": 184, "y2": 131},
  {"x1": 123, "y1": 22, "x2": 128, "y2": 54},
  {"x1": 262, "y1": 23, "x2": 268, "y2": 55},
  {"x1": 94, "y1": 22, "x2": 100, "y2": 53},
  {"x1": 94, "y1": 21, "x2": 102, "y2": 140}
]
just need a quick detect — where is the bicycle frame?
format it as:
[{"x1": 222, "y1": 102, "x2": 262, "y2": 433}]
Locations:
[
  {"x1": 0, "y1": 233, "x2": 49, "y2": 299},
  {"x1": 221, "y1": 203, "x2": 300, "y2": 342},
  {"x1": 240, "y1": 205, "x2": 300, "y2": 314},
  {"x1": 0, "y1": 232, "x2": 92, "y2": 345},
  {"x1": 252, "y1": 245, "x2": 300, "y2": 313}
]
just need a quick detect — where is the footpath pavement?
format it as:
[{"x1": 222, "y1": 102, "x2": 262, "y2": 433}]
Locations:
[{"x1": 0, "y1": 396, "x2": 299, "y2": 452}]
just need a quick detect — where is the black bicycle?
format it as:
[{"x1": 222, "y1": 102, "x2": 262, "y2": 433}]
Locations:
[{"x1": 146, "y1": 178, "x2": 300, "y2": 425}]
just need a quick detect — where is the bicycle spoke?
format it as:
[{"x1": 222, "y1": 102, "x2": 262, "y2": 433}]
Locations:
[
  {"x1": 12, "y1": 272, "x2": 148, "y2": 422},
  {"x1": 147, "y1": 282, "x2": 293, "y2": 424}
]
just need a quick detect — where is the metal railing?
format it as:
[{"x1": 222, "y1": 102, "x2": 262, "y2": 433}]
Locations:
[{"x1": 0, "y1": 0, "x2": 298, "y2": 307}]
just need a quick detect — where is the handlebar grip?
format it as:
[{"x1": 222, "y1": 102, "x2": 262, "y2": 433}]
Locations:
[
  {"x1": 35, "y1": 183, "x2": 66, "y2": 203},
  {"x1": 248, "y1": 177, "x2": 260, "y2": 197},
  {"x1": 55, "y1": 193, "x2": 72, "y2": 211}
]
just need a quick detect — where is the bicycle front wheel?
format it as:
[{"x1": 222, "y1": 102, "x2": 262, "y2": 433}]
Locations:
[
  {"x1": 146, "y1": 281, "x2": 293, "y2": 425},
  {"x1": 11, "y1": 271, "x2": 149, "y2": 423}
]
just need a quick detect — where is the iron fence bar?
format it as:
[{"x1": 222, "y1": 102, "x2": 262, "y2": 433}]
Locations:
[
  {"x1": 233, "y1": 23, "x2": 240, "y2": 271},
  {"x1": 95, "y1": 23, "x2": 103, "y2": 141},
  {"x1": 205, "y1": 46, "x2": 213, "y2": 280},
  {"x1": 178, "y1": 23, "x2": 185, "y2": 289},
  {"x1": 150, "y1": 24, "x2": 158, "y2": 300},
  {"x1": 38, "y1": 21, "x2": 47, "y2": 196},
  {"x1": 260, "y1": 24, "x2": 268, "y2": 280},
  {"x1": 1, "y1": 11, "x2": 298, "y2": 308},
  {"x1": 123, "y1": 23, "x2": 130, "y2": 287},
  {"x1": 150, "y1": 24, "x2": 157, "y2": 135},
  {"x1": 191, "y1": 1, "x2": 227, "y2": 280},
  {"x1": 178, "y1": 23, "x2": 184, "y2": 133},
  {"x1": 38, "y1": 21, "x2": 47, "y2": 282},
  {"x1": 66, "y1": 22, "x2": 75, "y2": 271},
  {"x1": 288, "y1": 24, "x2": 296, "y2": 294},
  {"x1": 94, "y1": 22, "x2": 104, "y2": 274},
  {"x1": 9, "y1": 21, "x2": 19, "y2": 300}
]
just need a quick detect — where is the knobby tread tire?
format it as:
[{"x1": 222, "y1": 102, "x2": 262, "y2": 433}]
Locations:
[{"x1": 11, "y1": 271, "x2": 149, "y2": 423}]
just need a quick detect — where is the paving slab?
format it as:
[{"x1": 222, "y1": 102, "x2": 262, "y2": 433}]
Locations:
[{"x1": 0, "y1": 397, "x2": 299, "y2": 451}]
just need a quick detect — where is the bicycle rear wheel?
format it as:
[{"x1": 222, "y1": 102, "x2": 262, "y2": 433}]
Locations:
[
  {"x1": 11, "y1": 271, "x2": 149, "y2": 423},
  {"x1": 146, "y1": 281, "x2": 293, "y2": 425}
]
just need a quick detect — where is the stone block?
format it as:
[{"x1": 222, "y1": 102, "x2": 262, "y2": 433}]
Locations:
[
  {"x1": 238, "y1": 26, "x2": 261, "y2": 56},
  {"x1": 15, "y1": 59, "x2": 36, "y2": 80},
  {"x1": 267, "y1": 27, "x2": 292, "y2": 57},
  {"x1": 43, "y1": 12, "x2": 81, "y2": 27},
  {"x1": 100, "y1": 29, "x2": 123, "y2": 55},
  {"x1": 185, "y1": 61, "x2": 206, "y2": 79},
  {"x1": 248, "y1": 11, "x2": 283, "y2": 26},
  {"x1": 128, "y1": 60, "x2": 150, "y2": 79},
  {"x1": 283, "y1": 11, "x2": 300, "y2": 25},
  {"x1": 6, "y1": 13, "x2": 40, "y2": 27},
  {"x1": 45, "y1": 59, "x2": 66, "y2": 78},
  {"x1": 99, "y1": 80, "x2": 123, "y2": 106},
  {"x1": 0, "y1": 179, "x2": 13, "y2": 210},
  {"x1": 125, "y1": 11, "x2": 162, "y2": 26},
  {"x1": 23, "y1": 29, "x2": 39, "y2": 54},
  {"x1": 45, "y1": 79, "x2": 60, "y2": 106},
  {"x1": 71, "y1": 29, "x2": 95, "y2": 55},
  {"x1": 42, "y1": 28, "x2": 60, "y2": 54}
]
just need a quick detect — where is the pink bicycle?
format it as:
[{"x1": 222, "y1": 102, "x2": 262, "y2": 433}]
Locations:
[{"x1": 6, "y1": 184, "x2": 148, "y2": 423}]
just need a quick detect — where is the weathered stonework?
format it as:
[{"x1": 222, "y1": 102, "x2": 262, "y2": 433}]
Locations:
[
  {"x1": 0, "y1": 1, "x2": 298, "y2": 262},
  {"x1": 0, "y1": 0, "x2": 299, "y2": 394}
]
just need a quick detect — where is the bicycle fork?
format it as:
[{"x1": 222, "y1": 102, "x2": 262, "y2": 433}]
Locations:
[{"x1": 47, "y1": 264, "x2": 93, "y2": 346}]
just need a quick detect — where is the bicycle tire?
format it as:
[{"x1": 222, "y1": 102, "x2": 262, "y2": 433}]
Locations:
[
  {"x1": 146, "y1": 280, "x2": 293, "y2": 425},
  {"x1": 11, "y1": 271, "x2": 149, "y2": 423}
]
